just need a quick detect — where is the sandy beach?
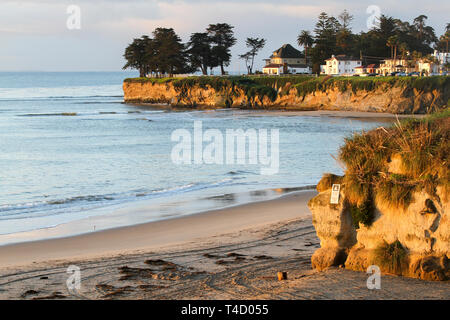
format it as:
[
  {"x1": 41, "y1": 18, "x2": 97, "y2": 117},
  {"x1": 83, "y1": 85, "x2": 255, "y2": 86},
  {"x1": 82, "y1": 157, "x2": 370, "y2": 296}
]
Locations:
[{"x1": 0, "y1": 190, "x2": 448, "y2": 300}]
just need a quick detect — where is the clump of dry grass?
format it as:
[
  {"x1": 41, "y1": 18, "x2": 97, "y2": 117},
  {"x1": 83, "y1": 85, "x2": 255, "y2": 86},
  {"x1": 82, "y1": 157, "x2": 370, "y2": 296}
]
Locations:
[
  {"x1": 343, "y1": 174, "x2": 371, "y2": 207},
  {"x1": 336, "y1": 108, "x2": 449, "y2": 225},
  {"x1": 373, "y1": 240, "x2": 409, "y2": 275},
  {"x1": 316, "y1": 173, "x2": 344, "y2": 192},
  {"x1": 375, "y1": 174, "x2": 416, "y2": 210}
]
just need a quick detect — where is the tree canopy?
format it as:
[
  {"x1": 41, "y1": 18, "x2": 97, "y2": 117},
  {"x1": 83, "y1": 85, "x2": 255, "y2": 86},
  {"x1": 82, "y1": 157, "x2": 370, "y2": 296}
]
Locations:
[
  {"x1": 298, "y1": 11, "x2": 445, "y2": 74},
  {"x1": 239, "y1": 37, "x2": 266, "y2": 74},
  {"x1": 206, "y1": 23, "x2": 237, "y2": 75},
  {"x1": 124, "y1": 24, "x2": 238, "y2": 77},
  {"x1": 123, "y1": 28, "x2": 190, "y2": 77},
  {"x1": 186, "y1": 32, "x2": 215, "y2": 75}
]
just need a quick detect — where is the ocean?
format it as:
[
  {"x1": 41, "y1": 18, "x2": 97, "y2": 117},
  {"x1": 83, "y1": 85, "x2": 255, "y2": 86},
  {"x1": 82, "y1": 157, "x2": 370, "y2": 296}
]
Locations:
[{"x1": 0, "y1": 71, "x2": 385, "y2": 241}]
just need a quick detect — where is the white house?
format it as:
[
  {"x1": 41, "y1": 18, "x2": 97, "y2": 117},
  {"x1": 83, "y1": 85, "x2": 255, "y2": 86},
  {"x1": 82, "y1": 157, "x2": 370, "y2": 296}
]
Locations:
[
  {"x1": 432, "y1": 50, "x2": 449, "y2": 65},
  {"x1": 417, "y1": 60, "x2": 440, "y2": 74},
  {"x1": 321, "y1": 55, "x2": 362, "y2": 76}
]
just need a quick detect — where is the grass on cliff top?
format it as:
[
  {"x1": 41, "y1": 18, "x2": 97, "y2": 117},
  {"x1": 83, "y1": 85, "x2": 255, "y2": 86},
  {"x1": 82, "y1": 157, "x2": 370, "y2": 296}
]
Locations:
[
  {"x1": 293, "y1": 75, "x2": 450, "y2": 97},
  {"x1": 338, "y1": 108, "x2": 449, "y2": 220},
  {"x1": 124, "y1": 77, "x2": 181, "y2": 84}
]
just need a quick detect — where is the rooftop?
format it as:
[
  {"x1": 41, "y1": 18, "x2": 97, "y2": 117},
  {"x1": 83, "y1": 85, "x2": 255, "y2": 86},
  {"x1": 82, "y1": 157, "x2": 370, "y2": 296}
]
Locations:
[
  {"x1": 271, "y1": 44, "x2": 304, "y2": 59},
  {"x1": 263, "y1": 63, "x2": 283, "y2": 68},
  {"x1": 326, "y1": 54, "x2": 360, "y2": 61}
]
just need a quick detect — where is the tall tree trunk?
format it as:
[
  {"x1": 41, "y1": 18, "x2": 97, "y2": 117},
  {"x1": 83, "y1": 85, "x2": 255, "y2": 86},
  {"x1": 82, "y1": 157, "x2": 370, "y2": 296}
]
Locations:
[
  {"x1": 220, "y1": 63, "x2": 225, "y2": 75},
  {"x1": 305, "y1": 47, "x2": 308, "y2": 66},
  {"x1": 250, "y1": 54, "x2": 255, "y2": 75},
  {"x1": 394, "y1": 46, "x2": 397, "y2": 67}
]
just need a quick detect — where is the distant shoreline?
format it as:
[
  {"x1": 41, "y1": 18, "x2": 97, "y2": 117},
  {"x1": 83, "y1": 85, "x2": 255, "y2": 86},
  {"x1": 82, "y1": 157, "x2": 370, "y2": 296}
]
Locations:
[{"x1": 126, "y1": 104, "x2": 425, "y2": 121}]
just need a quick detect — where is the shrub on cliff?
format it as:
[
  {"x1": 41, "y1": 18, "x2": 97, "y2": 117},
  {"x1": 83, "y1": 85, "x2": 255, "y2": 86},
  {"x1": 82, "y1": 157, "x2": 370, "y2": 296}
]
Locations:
[
  {"x1": 373, "y1": 240, "x2": 409, "y2": 275},
  {"x1": 338, "y1": 108, "x2": 449, "y2": 227},
  {"x1": 349, "y1": 199, "x2": 375, "y2": 229}
]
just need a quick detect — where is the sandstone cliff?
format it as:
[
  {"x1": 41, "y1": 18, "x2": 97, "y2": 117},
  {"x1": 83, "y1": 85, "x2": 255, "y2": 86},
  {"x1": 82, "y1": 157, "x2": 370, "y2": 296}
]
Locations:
[
  {"x1": 309, "y1": 180, "x2": 449, "y2": 280},
  {"x1": 123, "y1": 76, "x2": 449, "y2": 114},
  {"x1": 308, "y1": 111, "x2": 449, "y2": 280}
]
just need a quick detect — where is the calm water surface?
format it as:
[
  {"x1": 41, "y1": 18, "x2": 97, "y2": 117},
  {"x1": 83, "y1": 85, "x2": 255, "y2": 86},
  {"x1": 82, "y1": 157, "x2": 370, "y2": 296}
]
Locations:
[{"x1": 0, "y1": 72, "x2": 386, "y2": 239}]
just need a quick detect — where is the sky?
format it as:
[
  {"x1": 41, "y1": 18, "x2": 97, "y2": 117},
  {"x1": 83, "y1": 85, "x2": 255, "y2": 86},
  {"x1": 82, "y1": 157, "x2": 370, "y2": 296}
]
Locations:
[{"x1": 0, "y1": 0, "x2": 448, "y2": 72}]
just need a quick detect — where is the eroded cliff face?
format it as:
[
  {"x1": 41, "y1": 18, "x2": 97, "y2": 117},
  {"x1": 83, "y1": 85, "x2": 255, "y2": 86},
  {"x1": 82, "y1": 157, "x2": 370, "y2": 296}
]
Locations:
[
  {"x1": 308, "y1": 173, "x2": 449, "y2": 281},
  {"x1": 123, "y1": 80, "x2": 447, "y2": 114}
]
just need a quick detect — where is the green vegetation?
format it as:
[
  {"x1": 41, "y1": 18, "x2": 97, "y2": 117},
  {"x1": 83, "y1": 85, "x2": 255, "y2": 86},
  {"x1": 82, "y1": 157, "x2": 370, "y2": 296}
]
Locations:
[
  {"x1": 123, "y1": 29, "x2": 187, "y2": 78},
  {"x1": 124, "y1": 77, "x2": 180, "y2": 84},
  {"x1": 375, "y1": 174, "x2": 416, "y2": 210},
  {"x1": 338, "y1": 108, "x2": 449, "y2": 227},
  {"x1": 205, "y1": 23, "x2": 237, "y2": 75},
  {"x1": 250, "y1": 75, "x2": 312, "y2": 88},
  {"x1": 123, "y1": 24, "x2": 238, "y2": 77},
  {"x1": 299, "y1": 12, "x2": 446, "y2": 74},
  {"x1": 373, "y1": 240, "x2": 409, "y2": 275},
  {"x1": 239, "y1": 38, "x2": 266, "y2": 75},
  {"x1": 349, "y1": 199, "x2": 375, "y2": 229}
]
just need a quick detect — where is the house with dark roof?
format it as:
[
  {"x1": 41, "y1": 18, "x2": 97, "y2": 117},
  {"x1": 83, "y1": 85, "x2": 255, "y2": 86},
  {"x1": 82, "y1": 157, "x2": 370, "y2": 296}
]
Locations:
[
  {"x1": 262, "y1": 44, "x2": 311, "y2": 75},
  {"x1": 321, "y1": 54, "x2": 362, "y2": 76}
]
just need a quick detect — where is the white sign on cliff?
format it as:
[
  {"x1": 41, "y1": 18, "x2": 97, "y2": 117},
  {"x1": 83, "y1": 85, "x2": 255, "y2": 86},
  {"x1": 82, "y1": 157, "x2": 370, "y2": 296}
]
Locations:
[{"x1": 330, "y1": 184, "x2": 340, "y2": 204}]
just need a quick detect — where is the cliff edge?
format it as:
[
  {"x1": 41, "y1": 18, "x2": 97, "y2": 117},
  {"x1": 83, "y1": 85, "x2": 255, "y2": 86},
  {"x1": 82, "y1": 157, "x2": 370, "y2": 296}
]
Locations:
[
  {"x1": 308, "y1": 110, "x2": 449, "y2": 280},
  {"x1": 123, "y1": 76, "x2": 450, "y2": 114}
]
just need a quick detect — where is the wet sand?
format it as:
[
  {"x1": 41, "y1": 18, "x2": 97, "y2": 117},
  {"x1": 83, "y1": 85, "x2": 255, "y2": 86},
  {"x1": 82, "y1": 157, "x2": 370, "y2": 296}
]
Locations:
[
  {"x1": 0, "y1": 191, "x2": 316, "y2": 268},
  {"x1": 132, "y1": 105, "x2": 425, "y2": 122}
]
